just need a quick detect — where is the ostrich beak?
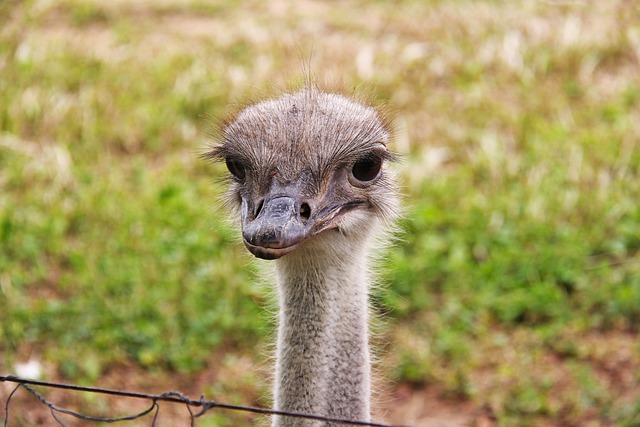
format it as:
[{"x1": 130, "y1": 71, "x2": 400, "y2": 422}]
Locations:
[
  {"x1": 241, "y1": 196, "x2": 305, "y2": 260},
  {"x1": 240, "y1": 186, "x2": 364, "y2": 260}
]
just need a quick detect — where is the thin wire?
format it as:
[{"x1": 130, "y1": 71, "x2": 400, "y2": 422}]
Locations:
[
  {"x1": 3, "y1": 385, "x2": 21, "y2": 427},
  {"x1": 8, "y1": 383, "x2": 159, "y2": 425},
  {"x1": 0, "y1": 375, "x2": 406, "y2": 427}
]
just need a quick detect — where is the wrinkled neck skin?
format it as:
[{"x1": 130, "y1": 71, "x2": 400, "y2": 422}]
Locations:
[{"x1": 272, "y1": 221, "x2": 377, "y2": 427}]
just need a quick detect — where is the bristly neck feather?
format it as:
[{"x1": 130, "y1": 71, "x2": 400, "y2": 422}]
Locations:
[{"x1": 272, "y1": 228, "x2": 373, "y2": 427}]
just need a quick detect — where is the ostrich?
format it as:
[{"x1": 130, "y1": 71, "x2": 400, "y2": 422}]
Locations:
[{"x1": 207, "y1": 87, "x2": 399, "y2": 426}]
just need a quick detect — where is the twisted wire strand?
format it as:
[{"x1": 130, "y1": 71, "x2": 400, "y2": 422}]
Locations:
[
  {"x1": 0, "y1": 375, "x2": 406, "y2": 427},
  {"x1": 4, "y1": 383, "x2": 159, "y2": 427}
]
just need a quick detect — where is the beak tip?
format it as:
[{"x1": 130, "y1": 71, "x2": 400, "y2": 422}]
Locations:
[{"x1": 243, "y1": 239, "x2": 298, "y2": 260}]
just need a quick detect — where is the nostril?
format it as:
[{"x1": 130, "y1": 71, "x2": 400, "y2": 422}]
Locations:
[
  {"x1": 255, "y1": 200, "x2": 264, "y2": 218},
  {"x1": 300, "y1": 203, "x2": 311, "y2": 220}
]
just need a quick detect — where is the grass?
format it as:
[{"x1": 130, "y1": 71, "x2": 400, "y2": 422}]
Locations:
[{"x1": 1, "y1": 0, "x2": 639, "y2": 425}]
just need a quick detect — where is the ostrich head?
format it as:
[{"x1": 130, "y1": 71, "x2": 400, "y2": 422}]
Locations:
[{"x1": 207, "y1": 88, "x2": 398, "y2": 260}]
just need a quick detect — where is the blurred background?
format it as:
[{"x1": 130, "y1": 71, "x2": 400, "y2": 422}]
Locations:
[{"x1": 1, "y1": 0, "x2": 639, "y2": 425}]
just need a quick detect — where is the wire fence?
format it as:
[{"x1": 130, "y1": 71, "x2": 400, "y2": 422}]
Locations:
[{"x1": 0, "y1": 375, "x2": 407, "y2": 427}]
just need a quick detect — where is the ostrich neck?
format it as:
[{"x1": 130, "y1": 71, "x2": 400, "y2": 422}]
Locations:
[{"x1": 273, "y1": 239, "x2": 371, "y2": 426}]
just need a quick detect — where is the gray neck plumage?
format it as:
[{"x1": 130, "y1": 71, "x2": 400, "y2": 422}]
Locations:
[{"x1": 272, "y1": 231, "x2": 372, "y2": 427}]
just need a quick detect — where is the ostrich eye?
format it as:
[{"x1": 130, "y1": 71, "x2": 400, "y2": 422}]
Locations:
[
  {"x1": 351, "y1": 156, "x2": 382, "y2": 183},
  {"x1": 226, "y1": 159, "x2": 246, "y2": 180}
]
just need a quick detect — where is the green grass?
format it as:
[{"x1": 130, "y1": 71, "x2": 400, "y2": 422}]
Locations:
[{"x1": 1, "y1": 0, "x2": 640, "y2": 425}]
